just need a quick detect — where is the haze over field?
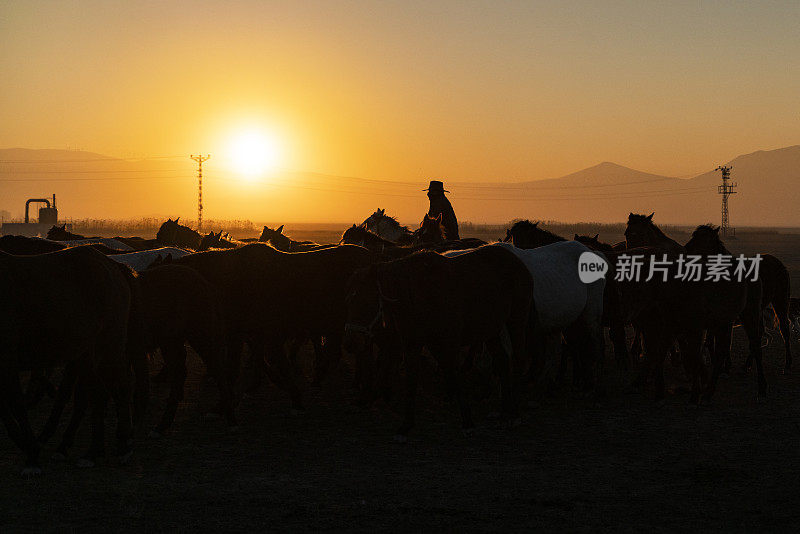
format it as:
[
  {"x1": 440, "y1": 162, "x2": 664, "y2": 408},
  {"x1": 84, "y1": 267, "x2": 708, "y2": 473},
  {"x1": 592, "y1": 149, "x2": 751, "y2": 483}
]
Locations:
[
  {"x1": 2, "y1": 145, "x2": 800, "y2": 226},
  {"x1": 1, "y1": 1, "x2": 799, "y2": 225}
]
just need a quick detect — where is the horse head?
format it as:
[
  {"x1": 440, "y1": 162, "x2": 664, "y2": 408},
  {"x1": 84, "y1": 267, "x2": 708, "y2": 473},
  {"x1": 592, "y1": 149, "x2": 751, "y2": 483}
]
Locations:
[
  {"x1": 624, "y1": 212, "x2": 657, "y2": 248},
  {"x1": 259, "y1": 225, "x2": 290, "y2": 249},
  {"x1": 504, "y1": 220, "x2": 564, "y2": 249},
  {"x1": 417, "y1": 214, "x2": 446, "y2": 244},
  {"x1": 156, "y1": 218, "x2": 179, "y2": 244},
  {"x1": 685, "y1": 224, "x2": 725, "y2": 255},
  {"x1": 47, "y1": 224, "x2": 68, "y2": 240}
]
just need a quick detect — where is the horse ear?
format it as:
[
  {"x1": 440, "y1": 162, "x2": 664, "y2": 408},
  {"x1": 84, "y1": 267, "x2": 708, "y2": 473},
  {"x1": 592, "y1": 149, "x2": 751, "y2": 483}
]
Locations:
[
  {"x1": 379, "y1": 208, "x2": 384, "y2": 215},
  {"x1": 175, "y1": 217, "x2": 180, "y2": 223},
  {"x1": 647, "y1": 212, "x2": 654, "y2": 221},
  {"x1": 277, "y1": 225, "x2": 284, "y2": 234},
  {"x1": 61, "y1": 224, "x2": 66, "y2": 230},
  {"x1": 594, "y1": 234, "x2": 599, "y2": 240},
  {"x1": 714, "y1": 227, "x2": 720, "y2": 235},
  {"x1": 628, "y1": 212, "x2": 634, "y2": 219}
]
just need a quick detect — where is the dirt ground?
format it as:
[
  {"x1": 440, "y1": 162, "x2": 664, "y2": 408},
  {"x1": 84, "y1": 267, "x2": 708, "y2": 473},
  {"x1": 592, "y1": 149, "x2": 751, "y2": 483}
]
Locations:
[{"x1": 2, "y1": 327, "x2": 800, "y2": 532}]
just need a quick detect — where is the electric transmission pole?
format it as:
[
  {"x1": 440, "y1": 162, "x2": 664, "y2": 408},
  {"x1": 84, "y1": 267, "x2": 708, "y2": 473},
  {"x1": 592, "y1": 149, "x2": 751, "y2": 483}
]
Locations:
[
  {"x1": 191, "y1": 154, "x2": 210, "y2": 231},
  {"x1": 716, "y1": 165, "x2": 737, "y2": 238}
]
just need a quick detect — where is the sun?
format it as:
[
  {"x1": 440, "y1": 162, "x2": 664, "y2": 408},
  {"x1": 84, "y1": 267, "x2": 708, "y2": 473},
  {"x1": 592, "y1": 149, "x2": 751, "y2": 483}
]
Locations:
[{"x1": 226, "y1": 128, "x2": 281, "y2": 178}]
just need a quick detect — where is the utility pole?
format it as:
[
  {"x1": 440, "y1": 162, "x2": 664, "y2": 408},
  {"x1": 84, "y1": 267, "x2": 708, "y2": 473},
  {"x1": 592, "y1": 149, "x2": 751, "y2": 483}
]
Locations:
[
  {"x1": 191, "y1": 154, "x2": 210, "y2": 231},
  {"x1": 716, "y1": 165, "x2": 737, "y2": 238}
]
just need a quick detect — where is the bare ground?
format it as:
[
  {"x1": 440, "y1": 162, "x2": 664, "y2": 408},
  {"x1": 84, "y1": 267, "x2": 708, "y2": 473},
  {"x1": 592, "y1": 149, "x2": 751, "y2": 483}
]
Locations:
[{"x1": 2, "y1": 327, "x2": 800, "y2": 532}]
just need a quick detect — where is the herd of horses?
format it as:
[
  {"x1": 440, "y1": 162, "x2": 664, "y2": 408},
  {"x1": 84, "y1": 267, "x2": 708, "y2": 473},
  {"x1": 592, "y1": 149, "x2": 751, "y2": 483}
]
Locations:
[{"x1": 0, "y1": 209, "x2": 795, "y2": 475}]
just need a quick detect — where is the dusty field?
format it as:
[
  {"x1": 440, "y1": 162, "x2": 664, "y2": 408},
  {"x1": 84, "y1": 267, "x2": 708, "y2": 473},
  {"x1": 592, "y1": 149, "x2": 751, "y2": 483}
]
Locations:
[{"x1": 2, "y1": 328, "x2": 800, "y2": 532}]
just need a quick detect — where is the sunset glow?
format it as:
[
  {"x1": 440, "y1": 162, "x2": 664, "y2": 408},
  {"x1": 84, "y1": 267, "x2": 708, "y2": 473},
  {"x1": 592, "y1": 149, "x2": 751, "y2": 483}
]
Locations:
[{"x1": 226, "y1": 128, "x2": 282, "y2": 179}]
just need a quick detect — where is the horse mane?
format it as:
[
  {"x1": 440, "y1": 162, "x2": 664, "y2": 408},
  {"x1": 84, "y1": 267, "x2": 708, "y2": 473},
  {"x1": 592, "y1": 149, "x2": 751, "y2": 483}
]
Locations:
[
  {"x1": 509, "y1": 220, "x2": 565, "y2": 242},
  {"x1": 692, "y1": 223, "x2": 719, "y2": 236},
  {"x1": 342, "y1": 224, "x2": 397, "y2": 248},
  {"x1": 574, "y1": 233, "x2": 614, "y2": 252},
  {"x1": 362, "y1": 209, "x2": 410, "y2": 233},
  {"x1": 689, "y1": 224, "x2": 729, "y2": 253}
]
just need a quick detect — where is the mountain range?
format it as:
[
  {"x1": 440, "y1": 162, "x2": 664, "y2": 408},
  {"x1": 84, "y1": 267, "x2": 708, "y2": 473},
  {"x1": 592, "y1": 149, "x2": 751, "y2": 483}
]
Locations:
[{"x1": 1, "y1": 145, "x2": 799, "y2": 226}]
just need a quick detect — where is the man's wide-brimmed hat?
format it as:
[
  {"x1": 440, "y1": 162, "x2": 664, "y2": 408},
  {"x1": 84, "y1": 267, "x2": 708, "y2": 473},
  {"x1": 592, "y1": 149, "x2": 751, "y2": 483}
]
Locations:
[{"x1": 423, "y1": 180, "x2": 449, "y2": 193}]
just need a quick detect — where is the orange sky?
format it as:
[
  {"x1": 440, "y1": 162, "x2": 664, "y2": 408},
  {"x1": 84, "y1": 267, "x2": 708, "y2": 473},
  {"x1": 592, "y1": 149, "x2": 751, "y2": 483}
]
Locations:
[{"x1": 1, "y1": 1, "x2": 799, "y2": 217}]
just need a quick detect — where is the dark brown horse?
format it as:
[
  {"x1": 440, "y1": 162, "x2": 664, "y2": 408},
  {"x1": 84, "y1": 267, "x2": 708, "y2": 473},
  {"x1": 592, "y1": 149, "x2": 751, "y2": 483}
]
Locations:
[
  {"x1": 258, "y1": 225, "x2": 326, "y2": 252},
  {"x1": 46, "y1": 225, "x2": 161, "y2": 251},
  {"x1": 619, "y1": 217, "x2": 764, "y2": 402},
  {"x1": 46, "y1": 224, "x2": 91, "y2": 241},
  {"x1": 413, "y1": 214, "x2": 447, "y2": 246},
  {"x1": 344, "y1": 246, "x2": 533, "y2": 439},
  {"x1": 0, "y1": 235, "x2": 127, "y2": 257},
  {"x1": 574, "y1": 233, "x2": 631, "y2": 369},
  {"x1": 341, "y1": 224, "x2": 485, "y2": 257},
  {"x1": 504, "y1": 220, "x2": 565, "y2": 249},
  {"x1": 137, "y1": 264, "x2": 232, "y2": 435},
  {"x1": 0, "y1": 235, "x2": 65, "y2": 255},
  {"x1": 0, "y1": 247, "x2": 142, "y2": 473},
  {"x1": 156, "y1": 218, "x2": 202, "y2": 250},
  {"x1": 340, "y1": 224, "x2": 402, "y2": 255},
  {"x1": 686, "y1": 224, "x2": 792, "y2": 373},
  {"x1": 624, "y1": 213, "x2": 684, "y2": 253},
  {"x1": 199, "y1": 230, "x2": 240, "y2": 251},
  {"x1": 171, "y1": 243, "x2": 377, "y2": 410}
]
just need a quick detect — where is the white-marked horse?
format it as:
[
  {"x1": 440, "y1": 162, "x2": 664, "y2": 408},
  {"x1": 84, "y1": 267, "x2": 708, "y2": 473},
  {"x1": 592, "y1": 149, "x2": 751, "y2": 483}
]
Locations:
[
  {"x1": 359, "y1": 208, "x2": 415, "y2": 244},
  {"x1": 445, "y1": 241, "x2": 606, "y2": 391},
  {"x1": 109, "y1": 247, "x2": 191, "y2": 272}
]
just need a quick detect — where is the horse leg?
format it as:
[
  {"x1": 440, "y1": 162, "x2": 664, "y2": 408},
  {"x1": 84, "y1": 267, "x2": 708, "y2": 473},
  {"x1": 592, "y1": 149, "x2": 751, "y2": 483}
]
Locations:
[
  {"x1": 242, "y1": 338, "x2": 268, "y2": 394},
  {"x1": 38, "y1": 361, "x2": 79, "y2": 444},
  {"x1": 105, "y1": 359, "x2": 134, "y2": 462},
  {"x1": 24, "y1": 367, "x2": 50, "y2": 408},
  {"x1": 353, "y1": 343, "x2": 377, "y2": 408},
  {"x1": 743, "y1": 314, "x2": 768, "y2": 401},
  {"x1": 705, "y1": 325, "x2": 732, "y2": 401},
  {"x1": 315, "y1": 333, "x2": 342, "y2": 385},
  {"x1": 53, "y1": 372, "x2": 91, "y2": 458},
  {"x1": 261, "y1": 339, "x2": 305, "y2": 412},
  {"x1": 0, "y1": 372, "x2": 41, "y2": 473},
  {"x1": 396, "y1": 344, "x2": 422, "y2": 440},
  {"x1": 680, "y1": 331, "x2": 705, "y2": 405},
  {"x1": 630, "y1": 328, "x2": 643, "y2": 360},
  {"x1": 153, "y1": 340, "x2": 187, "y2": 435},
  {"x1": 775, "y1": 302, "x2": 793, "y2": 374},
  {"x1": 438, "y1": 345, "x2": 474, "y2": 434},
  {"x1": 80, "y1": 375, "x2": 109, "y2": 466},
  {"x1": 609, "y1": 319, "x2": 629, "y2": 371},
  {"x1": 487, "y1": 336, "x2": 518, "y2": 422},
  {"x1": 194, "y1": 334, "x2": 237, "y2": 429}
]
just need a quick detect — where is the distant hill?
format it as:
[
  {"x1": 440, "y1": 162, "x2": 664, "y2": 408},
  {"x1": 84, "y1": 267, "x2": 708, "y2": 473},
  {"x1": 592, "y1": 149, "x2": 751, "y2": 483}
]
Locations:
[
  {"x1": 0, "y1": 148, "x2": 115, "y2": 162},
  {"x1": 1, "y1": 145, "x2": 799, "y2": 226}
]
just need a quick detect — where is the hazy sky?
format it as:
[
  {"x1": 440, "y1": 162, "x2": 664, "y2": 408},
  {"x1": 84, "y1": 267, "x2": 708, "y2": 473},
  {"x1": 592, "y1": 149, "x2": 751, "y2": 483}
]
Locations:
[{"x1": 1, "y1": 0, "x2": 799, "y2": 182}]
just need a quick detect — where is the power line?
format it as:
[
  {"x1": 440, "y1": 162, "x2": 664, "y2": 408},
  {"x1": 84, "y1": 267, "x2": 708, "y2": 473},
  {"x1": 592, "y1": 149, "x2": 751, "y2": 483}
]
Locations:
[
  {"x1": 0, "y1": 155, "x2": 185, "y2": 164},
  {"x1": 0, "y1": 168, "x2": 186, "y2": 174}
]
